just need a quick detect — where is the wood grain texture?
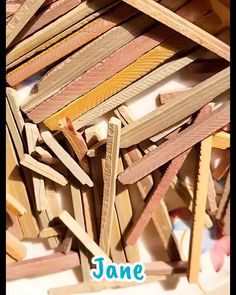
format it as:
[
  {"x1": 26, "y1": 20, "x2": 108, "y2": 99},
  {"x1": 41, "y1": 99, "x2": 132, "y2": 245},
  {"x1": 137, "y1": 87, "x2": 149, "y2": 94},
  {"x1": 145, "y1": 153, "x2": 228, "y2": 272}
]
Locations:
[
  {"x1": 7, "y1": 1, "x2": 139, "y2": 86},
  {"x1": 12, "y1": 0, "x2": 82, "y2": 43},
  {"x1": 44, "y1": 12, "x2": 224, "y2": 130},
  {"x1": 216, "y1": 170, "x2": 230, "y2": 219},
  {"x1": 99, "y1": 117, "x2": 121, "y2": 254},
  {"x1": 41, "y1": 131, "x2": 93, "y2": 187},
  {"x1": 7, "y1": 251, "x2": 80, "y2": 281},
  {"x1": 187, "y1": 135, "x2": 213, "y2": 283},
  {"x1": 6, "y1": 0, "x2": 46, "y2": 48},
  {"x1": 121, "y1": 0, "x2": 230, "y2": 60},
  {"x1": 6, "y1": 126, "x2": 39, "y2": 238},
  {"x1": 6, "y1": 0, "x2": 115, "y2": 65},
  {"x1": 7, "y1": 2, "x2": 117, "y2": 70},
  {"x1": 118, "y1": 100, "x2": 230, "y2": 184},
  {"x1": 120, "y1": 67, "x2": 229, "y2": 148},
  {"x1": 20, "y1": 154, "x2": 68, "y2": 186},
  {"x1": 25, "y1": 123, "x2": 48, "y2": 211},
  {"x1": 22, "y1": 12, "x2": 155, "y2": 113},
  {"x1": 23, "y1": 0, "x2": 207, "y2": 121},
  {"x1": 70, "y1": 182, "x2": 91, "y2": 281},
  {"x1": 59, "y1": 210, "x2": 110, "y2": 260},
  {"x1": 121, "y1": 149, "x2": 181, "y2": 261},
  {"x1": 73, "y1": 47, "x2": 205, "y2": 130}
]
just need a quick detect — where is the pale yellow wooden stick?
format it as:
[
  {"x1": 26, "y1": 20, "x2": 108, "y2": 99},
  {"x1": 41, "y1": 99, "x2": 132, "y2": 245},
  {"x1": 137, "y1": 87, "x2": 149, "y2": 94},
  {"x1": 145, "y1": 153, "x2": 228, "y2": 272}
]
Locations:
[
  {"x1": 6, "y1": 194, "x2": 27, "y2": 216},
  {"x1": 6, "y1": 230, "x2": 27, "y2": 261},
  {"x1": 99, "y1": 117, "x2": 121, "y2": 254}
]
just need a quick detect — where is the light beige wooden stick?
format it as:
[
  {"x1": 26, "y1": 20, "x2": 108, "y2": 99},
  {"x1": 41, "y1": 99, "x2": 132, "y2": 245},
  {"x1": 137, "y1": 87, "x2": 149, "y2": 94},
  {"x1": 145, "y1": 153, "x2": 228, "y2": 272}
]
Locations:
[
  {"x1": 20, "y1": 154, "x2": 68, "y2": 186},
  {"x1": 187, "y1": 136, "x2": 213, "y2": 283},
  {"x1": 206, "y1": 173, "x2": 217, "y2": 215},
  {"x1": 115, "y1": 158, "x2": 140, "y2": 262},
  {"x1": 48, "y1": 276, "x2": 166, "y2": 294},
  {"x1": 120, "y1": 67, "x2": 230, "y2": 148},
  {"x1": 7, "y1": 211, "x2": 24, "y2": 241},
  {"x1": 6, "y1": 99, "x2": 24, "y2": 159},
  {"x1": 121, "y1": 0, "x2": 230, "y2": 60},
  {"x1": 6, "y1": 87, "x2": 25, "y2": 135},
  {"x1": 216, "y1": 170, "x2": 230, "y2": 219},
  {"x1": 6, "y1": 194, "x2": 27, "y2": 216},
  {"x1": 39, "y1": 224, "x2": 66, "y2": 238},
  {"x1": 25, "y1": 123, "x2": 48, "y2": 211},
  {"x1": 70, "y1": 182, "x2": 91, "y2": 281},
  {"x1": 6, "y1": 230, "x2": 27, "y2": 261},
  {"x1": 99, "y1": 117, "x2": 121, "y2": 254},
  {"x1": 7, "y1": 251, "x2": 80, "y2": 281},
  {"x1": 6, "y1": 0, "x2": 46, "y2": 48},
  {"x1": 6, "y1": 126, "x2": 39, "y2": 238},
  {"x1": 41, "y1": 131, "x2": 93, "y2": 187},
  {"x1": 59, "y1": 210, "x2": 110, "y2": 260},
  {"x1": 101, "y1": 157, "x2": 127, "y2": 263},
  {"x1": 60, "y1": 230, "x2": 74, "y2": 254}
]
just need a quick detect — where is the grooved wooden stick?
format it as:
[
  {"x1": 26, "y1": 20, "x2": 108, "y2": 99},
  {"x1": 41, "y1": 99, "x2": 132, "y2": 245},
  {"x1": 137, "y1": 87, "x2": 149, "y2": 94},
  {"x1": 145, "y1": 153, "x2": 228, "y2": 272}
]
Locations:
[
  {"x1": 121, "y1": 0, "x2": 230, "y2": 60},
  {"x1": 44, "y1": 13, "x2": 224, "y2": 130},
  {"x1": 6, "y1": 0, "x2": 116, "y2": 65},
  {"x1": 7, "y1": 1, "x2": 139, "y2": 86},
  {"x1": 23, "y1": 0, "x2": 208, "y2": 122},
  {"x1": 99, "y1": 117, "x2": 121, "y2": 254},
  {"x1": 6, "y1": 0, "x2": 46, "y2": 48},
  {"x1": 118, "y1": 100, "x2": 230, "y2": 185},
  {"x1": 187, "y1": 135, "x2": 213, "y2": 283},
  {"x1": 119, "y1": 67, "x2": 229, "y2": 148}
]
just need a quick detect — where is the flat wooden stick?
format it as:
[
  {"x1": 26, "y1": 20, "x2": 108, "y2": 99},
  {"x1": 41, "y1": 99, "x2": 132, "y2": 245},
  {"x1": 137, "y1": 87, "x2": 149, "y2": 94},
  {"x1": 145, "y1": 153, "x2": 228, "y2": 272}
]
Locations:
[
  {"x1": 7, "y1": 2, "x2": 117, "y2": 70},
  {"x1": 41, "y1": 131, "x2": 93, "y2": 187},
  {"x1": 32, "y1": 146, "x2": 60, "y2": 165},
  {"x1": 6, "y1": 1, "x2": 139, "y2": 86},
  {"x1": 48, "y1": 276, "x2": 165, "y2": 294},
  {"x1": 12, "y1": 0, "x2": 82, "y2": 44},
  {"x1": 20, "y1": 154, "x2": 68, "y2": 186},
  {"x1": 6, "y1": 126, "x2": 39, "y2": 238},
  {"x1": 7, "y1": 211, "x2": 24, "y2": 241},
  {"x1": 222, "y1": 198, "x2": 230, "y2": 235},
  {"x1": 99, "y1": 117, "x2": 121, "y2": 254},
  {"x1": 118, "y1": 100, "x2": 230, "y2": 185},
  {"x1": 6, "y1": 0, "x2": 46, "y2": 48},
  {"x1": 120, "y1": 67, "x2": 230, "y2": 148},
  {"x1": 59, "y1": 210, "x2": 110, "y2": 260},
  {"x1": 115, "y1": 158, "x2": 140, "y2": 262},
  {"x1": 43, "y1": 12, "x2": 224, "y2": 130},
  {"x1": 6, "y1": 194, "x2": 27, "y2": 216},
  {"x1": 7, "y1": 251, "x2": 80, "y2": 281},
  {"x1": 212, "y1": 148, "x2": 230, "y2": 180},
  {"x1": 206, "y1": 173, "x2": 218, "y2": 215},
  {"x1": 72, "y1": 46, "x2": 205, "y2": 130},
  {"x1": 121, "y1": 149, "x2": 181, "y2": 261},
  {"x1": 216, "y1": 170, "x2": 230, "y2": 219},
  {"x1": 23, "y1": 0, "x2": 209, "y2": 122},
  {"x1": 145, "y1": 261, "x2": 187, "y2": 275},
  {"x1": 70, "y1": 182, "x2": 91, "y2": 281},
  {"x1": 121, "y1": 0, "x2": 230, "y2": 60},
  {"x1": 6, "y1": 230, "x2": 27, "y2": 261},
  {"x1": 60, "y1": 230, "x2": 73, "y2": 254},
  {"x1": 6, "y1": 254, "x2": 16, "y2": 265},
  {"x1": 187, "y1": 135, "x2": 213, "y2": 283},
  {"x1": 25, "y1": 123, "x2": 48, "y2": 211},
  {"x1": 6, "y1": 0, "x2": 115, "y2": 65}
]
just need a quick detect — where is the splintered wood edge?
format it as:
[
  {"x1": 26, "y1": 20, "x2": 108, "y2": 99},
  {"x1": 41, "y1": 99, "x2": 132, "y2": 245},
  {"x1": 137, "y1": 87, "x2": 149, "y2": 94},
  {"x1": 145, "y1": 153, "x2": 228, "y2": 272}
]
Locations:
[
  {"x1": 121, "y1": 0, "x2": 230, "y2": 61},
  {"x1": 99, "y1": 117, "x2": 121, "y2": 254}
]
